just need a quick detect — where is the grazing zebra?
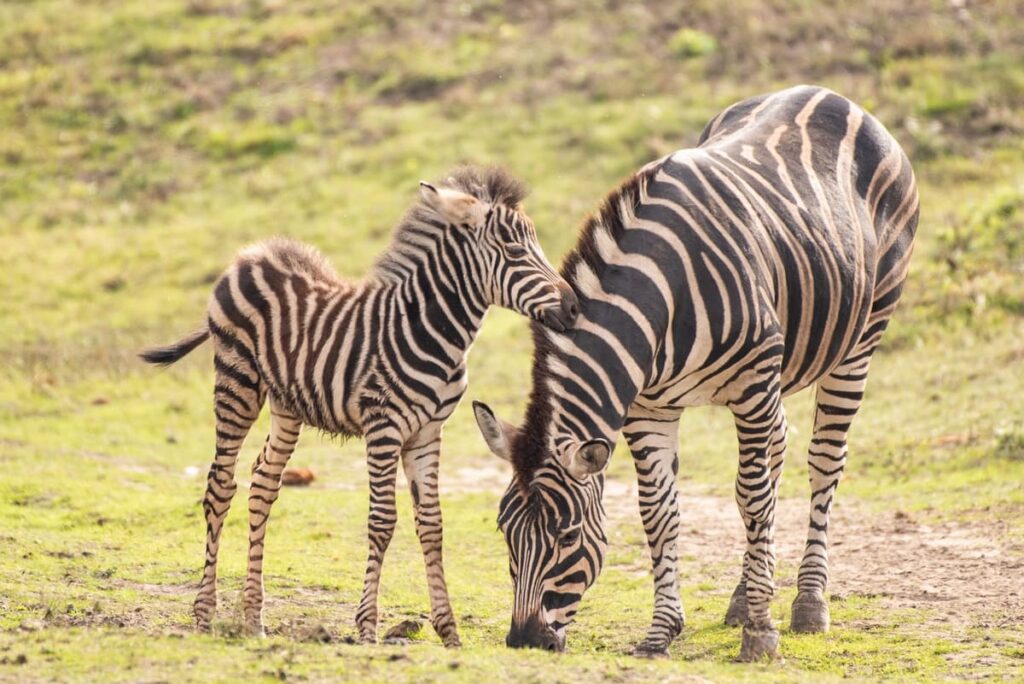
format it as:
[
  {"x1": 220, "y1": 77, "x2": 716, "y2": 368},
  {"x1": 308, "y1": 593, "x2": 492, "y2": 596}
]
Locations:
[
  {"x1": 141, "y1": 166, "x2": 579, "y2": 647},
  {"x1": 473, "y1": 86, "x2": 918, "y2": 660}
]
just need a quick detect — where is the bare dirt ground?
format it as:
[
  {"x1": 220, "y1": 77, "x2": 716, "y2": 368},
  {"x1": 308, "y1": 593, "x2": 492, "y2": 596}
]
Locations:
[
  {"x1": 82, "y1": 463, "x2": 1019, "y2": 650},
  {"x1": 657, "y1": 487, "x2": 1024, "y2": 630},
  {"x1": 442, "y1": 464, "x2": 1024, "y2": 631}
]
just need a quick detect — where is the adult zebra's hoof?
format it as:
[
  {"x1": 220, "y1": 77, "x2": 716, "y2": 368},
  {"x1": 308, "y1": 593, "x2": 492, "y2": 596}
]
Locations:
[
  {"x1": 738, "y1": 623, "x2": 780, "y2": 662},
  {"x1": 790, "y1": 591, "x2": 830, "y2": 633},
  {"x1": 724, "y1": 583, "x2": 747, "y2": 627}
]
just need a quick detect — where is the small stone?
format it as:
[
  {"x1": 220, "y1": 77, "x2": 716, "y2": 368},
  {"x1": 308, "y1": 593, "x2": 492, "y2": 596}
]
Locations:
[
  {"x1": 19, "y1": 619, "x2": 44, "y2": 632},
  {"x1": 281, "y1": 468, "x2": 316, "y2": 487},
  {"x1": 383, "y1": 619, "x2": 422, "y2": 641}
]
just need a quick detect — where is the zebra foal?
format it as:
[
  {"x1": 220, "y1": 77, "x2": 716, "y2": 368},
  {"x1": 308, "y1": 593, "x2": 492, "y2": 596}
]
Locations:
[
  {"x1": 473, "y1": 86, "x2": 918, "y2": 660},
  {"x1": 142, "y1": 166, "x2": 578, "y2": 646}
]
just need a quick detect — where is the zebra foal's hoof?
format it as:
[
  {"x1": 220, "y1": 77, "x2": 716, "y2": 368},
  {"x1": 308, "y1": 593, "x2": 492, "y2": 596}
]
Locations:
[
  {"x1": 738, "y1": 623, "x2": 780, "y2": 662},
  {"x1": 193, "y1": 600, "x2": 215, "y2": 633},
  {"x1": 242, "y1": 620, "x2": 267, "y2": 638},
  {"x1": 724, "y1": 583, "x2": 747, "y2": 627},
  {"x1": 631, "y1": 641, "x2": 670, "y2": 659},
  {"x1": 790, "y1": 591, "x2": 830, "y2": 633}
]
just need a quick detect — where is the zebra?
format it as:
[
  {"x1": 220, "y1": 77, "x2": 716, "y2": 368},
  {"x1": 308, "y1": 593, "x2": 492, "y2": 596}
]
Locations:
[
  {"x1": 140, "y1": 166, "x2": 579, "y2": 647},
  {"x1": 472, "y1": 86, "x2": 918, "y2": 660}
]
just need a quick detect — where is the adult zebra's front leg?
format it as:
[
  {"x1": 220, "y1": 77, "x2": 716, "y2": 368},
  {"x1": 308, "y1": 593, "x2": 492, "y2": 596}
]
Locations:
[
  {"x1": 729, "y1": 379, "x2": 788, "y2": 662},
  {"x1": 791, "y1": 351, "x2": 873, "y2": 633},
  {"x1": 623, "y1": 406, "x2": 684, "y2": 657},
  {"x1": 401, "y1": 423, "x2": 461, "y2": 647},
  {"x1": 355, "y1": 419, "x2": 404, "y2": 644},
  {"x1": 241, "y1": 401, "x2": 302, "y2": 635}
]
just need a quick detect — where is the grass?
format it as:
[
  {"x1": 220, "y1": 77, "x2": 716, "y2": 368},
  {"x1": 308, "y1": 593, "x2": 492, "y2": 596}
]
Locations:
[{"x1": 2, "y1": 0, "x2": 1024, "y2": 681}]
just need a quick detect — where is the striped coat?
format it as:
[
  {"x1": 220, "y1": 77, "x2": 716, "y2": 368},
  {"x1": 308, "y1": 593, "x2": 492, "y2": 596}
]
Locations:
[
  {"x1": 474, "y1": 86, "x2": 919, "y2": 659},
  {"x1": 143, "y1": 166, "x2": 579, "y2": 645}
]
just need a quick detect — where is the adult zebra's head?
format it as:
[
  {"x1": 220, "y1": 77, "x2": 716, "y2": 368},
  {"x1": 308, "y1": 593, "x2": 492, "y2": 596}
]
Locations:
[
  {"x1": 472, "y1": 401, "x2": 611, "y2": 652},
  {"x1": 417, "y1": 171, "x2": 579, "y2": 332}
]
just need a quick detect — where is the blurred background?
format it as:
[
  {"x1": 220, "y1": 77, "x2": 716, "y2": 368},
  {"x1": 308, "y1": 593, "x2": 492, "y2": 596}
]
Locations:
[{"x1": 1, "y1": 1, "x2": 1022, "y2": 680}]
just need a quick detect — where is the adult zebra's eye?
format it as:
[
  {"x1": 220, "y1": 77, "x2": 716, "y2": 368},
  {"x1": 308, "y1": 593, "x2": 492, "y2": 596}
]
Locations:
[
  {"x1": 559, "y1": 528, "x2": 581, "y2": 548},
  {"x1": 505, "y1": 244, "x2": 528, "y2": 258}
]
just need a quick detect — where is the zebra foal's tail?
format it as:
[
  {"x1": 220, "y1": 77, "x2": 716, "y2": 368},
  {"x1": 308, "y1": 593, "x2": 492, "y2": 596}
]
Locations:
[{"x1": 139, "y1": 326, "x2": 211, "y2": 366}]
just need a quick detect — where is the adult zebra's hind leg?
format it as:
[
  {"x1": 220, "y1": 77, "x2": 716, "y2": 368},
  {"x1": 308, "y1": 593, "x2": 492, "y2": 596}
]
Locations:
[
  {"x1": 241, "y1": 400, "x2": 302, "y2": 636},
  {"x1": 402, "y1": 424, "x2": 460, "y2": 647},
  {"x1": 730, "y1": 380, "x2": 788, "y2": 662},
  {"x1": 623, "y1": 407, "x2": 684, "y2": 657},
  {"x1": 791, "y1": 350, "x2": 873, "y2": 633},
  {"x1": 195, "y1": 351, "x2": 265, "y2": 631}
]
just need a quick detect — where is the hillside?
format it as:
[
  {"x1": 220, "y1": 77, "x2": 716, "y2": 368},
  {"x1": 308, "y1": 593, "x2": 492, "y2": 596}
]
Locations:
[{"x1": 1, "y1": 1, "x2": 1022, "y2": 681}]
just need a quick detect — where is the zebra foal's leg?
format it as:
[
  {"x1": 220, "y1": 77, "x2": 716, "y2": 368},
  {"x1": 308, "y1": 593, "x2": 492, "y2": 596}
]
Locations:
[
  {"x1": 623, "y1": 407, "x2": 684, "y2": 657},
  {"x1": 792, "y1": 351, "x2": 873, "y2": 633},
  {"x1": 730, "y1": 381, "x2": 787, "y2": 662},
  {"x1": 401, "y1": 425, "x2": 461, "y2": 647},
  {"x1": 240, "y1": 400, "x2": 302, "y2": 636},
  {"x1": 355, "y1": 420, "x2": 404, "y2": 644},
  {"x1": 194, "y1": 352, "x2": 264, "y2": 631}
]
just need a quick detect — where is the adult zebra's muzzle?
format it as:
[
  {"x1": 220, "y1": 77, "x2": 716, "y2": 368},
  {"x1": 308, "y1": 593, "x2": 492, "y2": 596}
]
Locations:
[
  {"x1": 538, "y1": 285, "x2": 580, "y2": 333},
  {"x1": 506, "y1": 615, "x2": 565, "y2": 652}
]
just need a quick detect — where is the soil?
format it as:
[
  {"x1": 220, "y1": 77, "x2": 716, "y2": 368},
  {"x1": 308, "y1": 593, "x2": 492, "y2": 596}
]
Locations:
[
  {"x1": 604, "y1": 479, "x2": 1024, "y2": 630},
  {"x1": 439, "y1": 464, "x2": 1024, "y2": 630},
  {"x1": 52, "y1": 463, "x2": 1020, "y2": 648}
]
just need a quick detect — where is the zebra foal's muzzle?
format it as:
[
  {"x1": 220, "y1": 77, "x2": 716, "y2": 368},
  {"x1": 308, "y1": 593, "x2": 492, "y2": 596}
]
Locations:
[
  {"x1": 506, "y1": 615, "x2": 564, "y2": 652},
  {"x1": 538, "y1": 284, "x2": 580, "y2": 333}
]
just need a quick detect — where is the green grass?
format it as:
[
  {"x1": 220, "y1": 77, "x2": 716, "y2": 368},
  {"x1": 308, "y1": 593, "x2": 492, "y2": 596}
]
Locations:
[{"x1": 2, "y1": 0, "x2": 1024, "y2": 681}]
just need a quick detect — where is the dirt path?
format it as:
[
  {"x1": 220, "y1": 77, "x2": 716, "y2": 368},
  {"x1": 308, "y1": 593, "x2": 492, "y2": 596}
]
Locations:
[
  {"x1": 440, "y1": 464, "x2": 1024, "y2": 629},
  {"x1": 606, "y1": 479, "x2": 1024, "y2": 629}
]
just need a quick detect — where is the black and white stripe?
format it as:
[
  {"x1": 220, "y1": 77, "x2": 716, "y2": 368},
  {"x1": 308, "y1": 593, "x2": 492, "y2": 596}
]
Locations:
[
  {"x1": 142, "y1": 166, "x2": 578, "y2": 646},
  {"x1": 474, "y1": 86, "x2": 919, "y2": 660}
]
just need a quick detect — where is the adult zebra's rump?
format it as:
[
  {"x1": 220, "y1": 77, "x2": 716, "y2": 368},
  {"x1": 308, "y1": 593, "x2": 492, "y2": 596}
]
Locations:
[
  {"x1": 474, "y1": 86, "x2": 918, "y2": 660},
  {"x1": 142, "y1": 166, "x2": 579, "y2": 646}
]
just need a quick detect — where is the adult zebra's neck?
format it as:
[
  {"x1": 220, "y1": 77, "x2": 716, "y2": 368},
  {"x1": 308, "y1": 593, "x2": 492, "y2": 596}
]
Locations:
[{"x1": 513, "y1": 170, "x2": 664, "y2": 481}]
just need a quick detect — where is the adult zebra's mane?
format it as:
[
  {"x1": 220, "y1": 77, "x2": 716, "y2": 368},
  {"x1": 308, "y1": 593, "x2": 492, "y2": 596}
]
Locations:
[
  {"x1": 511, "y1": 168, "x2": 652, "y2": 485},
  {"x1": 372, "y1": 165, "x2": 528, "y2": 282}
]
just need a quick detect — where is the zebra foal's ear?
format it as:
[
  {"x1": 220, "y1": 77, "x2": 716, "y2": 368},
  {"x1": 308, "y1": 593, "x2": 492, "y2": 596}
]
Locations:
[
  {"x1": 419, "y1": 181, "x2": 488, "y2": 227},
  {"x1": 565, "y1": 438, "x2": 611, "y2": 480},
  {"x1": 472, "y1": 400, "x2": 517, "y2": 462}
]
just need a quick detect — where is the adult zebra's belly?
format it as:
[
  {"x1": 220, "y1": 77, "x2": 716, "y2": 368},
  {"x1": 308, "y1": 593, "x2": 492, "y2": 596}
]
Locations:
[{"x1": 774, "y1": 250, "x2": 877, "y2": 396}]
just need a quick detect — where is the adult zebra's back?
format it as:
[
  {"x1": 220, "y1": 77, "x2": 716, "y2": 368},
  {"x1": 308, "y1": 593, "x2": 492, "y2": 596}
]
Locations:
[
  {"x1": 142, "y1": 166, "x2": 579, "y2": 647},
  {"x1": 473, "y1": 86, "x2": 918, "y2": 660}
]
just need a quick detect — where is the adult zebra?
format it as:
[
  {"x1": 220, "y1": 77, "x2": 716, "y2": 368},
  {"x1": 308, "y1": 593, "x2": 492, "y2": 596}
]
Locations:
[
  {"x1": 141, "y1": 166, "x2": 579, "y2": 647},
  {"x1": 473, "y1": 86, "x2": 918, "y2": 660}
]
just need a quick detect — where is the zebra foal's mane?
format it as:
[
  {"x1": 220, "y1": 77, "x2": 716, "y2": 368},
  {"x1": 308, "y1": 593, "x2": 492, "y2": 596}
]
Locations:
[{"x1": 372, "y1": 165, "x2": 529, "y2": 282}]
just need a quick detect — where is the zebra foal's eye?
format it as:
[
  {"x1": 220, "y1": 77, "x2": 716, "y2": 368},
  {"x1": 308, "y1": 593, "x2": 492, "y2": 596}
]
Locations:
[
  {"x1": 559, "y1": 528, "x2": 581, "y2": 547},
  {"x1": 505, "y1": 244, "x2": 527, "y2": 258}
]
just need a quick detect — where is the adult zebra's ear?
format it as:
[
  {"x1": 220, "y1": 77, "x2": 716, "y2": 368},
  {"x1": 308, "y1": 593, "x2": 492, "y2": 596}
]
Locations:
[
  {"x1": 419, "y1": 181, "x2": 489, "y2": 228},
  {"x1": 565, "y1": 439, "x2": 611, "y2": 480},
  {"x1": 472, "y1": 401, "x2": 518, "y2": 462}
]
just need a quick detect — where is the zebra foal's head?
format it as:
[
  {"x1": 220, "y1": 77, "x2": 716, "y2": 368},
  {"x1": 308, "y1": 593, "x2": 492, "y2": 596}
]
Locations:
[
  {"x1": 471, "y1": 401, "x2": 611, "y2": 652},
  {"x1": 417, "y1": 167, "x2": 579, "y2": 332}
]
